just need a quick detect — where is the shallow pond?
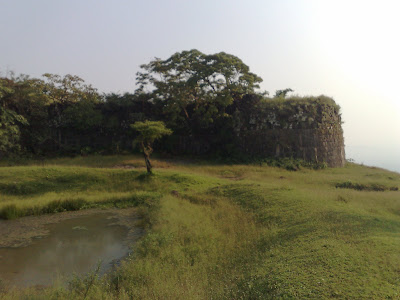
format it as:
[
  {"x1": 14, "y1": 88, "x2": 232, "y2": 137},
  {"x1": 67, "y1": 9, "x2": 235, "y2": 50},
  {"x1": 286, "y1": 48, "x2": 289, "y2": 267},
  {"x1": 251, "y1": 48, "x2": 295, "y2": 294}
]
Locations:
[{"x1": 0, "y1": 212, "x2": 135, "y2": 287}]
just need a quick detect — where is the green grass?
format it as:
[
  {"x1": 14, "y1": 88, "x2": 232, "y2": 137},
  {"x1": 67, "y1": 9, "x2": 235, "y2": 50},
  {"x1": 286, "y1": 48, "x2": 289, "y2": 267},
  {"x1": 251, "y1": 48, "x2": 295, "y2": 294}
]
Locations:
[
  {"x1": 1, "y1": 155, "x2": 400, "y2": 299},
  {"x1": 0, "y1": 166, "x2": 165, "y2": 219}
]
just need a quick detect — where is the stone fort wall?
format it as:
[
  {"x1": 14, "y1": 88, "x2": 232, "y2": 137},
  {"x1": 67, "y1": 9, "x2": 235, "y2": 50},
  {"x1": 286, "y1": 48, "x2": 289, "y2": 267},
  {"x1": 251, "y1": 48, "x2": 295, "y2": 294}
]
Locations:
[
  {"x1": 233, "y1": 96, "x2": 346, "y2": 167},
  {"x1": 54, "y1": 95, "x2": 346, "y2": 168},
  {"x1": 170, "y1": 96, "x2": 346, "y2": 167}
]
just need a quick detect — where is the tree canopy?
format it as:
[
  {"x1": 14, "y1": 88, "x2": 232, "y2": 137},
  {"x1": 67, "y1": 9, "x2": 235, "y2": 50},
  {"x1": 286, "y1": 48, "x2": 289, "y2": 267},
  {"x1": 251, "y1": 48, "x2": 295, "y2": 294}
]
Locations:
[
  {"x1": 136, "y1": 49, "x2": 263, "y2": 133},
  {"x1": 0, "y1": 49, "x2": 281, "y2": 158},
  {"x1": 0, "y1": 78, "x2": 28, "y2": 156}
]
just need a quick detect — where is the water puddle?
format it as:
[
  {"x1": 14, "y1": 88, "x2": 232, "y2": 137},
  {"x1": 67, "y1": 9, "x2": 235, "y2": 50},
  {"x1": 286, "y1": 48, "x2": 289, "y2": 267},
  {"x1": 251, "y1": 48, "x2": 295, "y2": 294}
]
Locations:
[{"x1": 0, "y1": 212, "x2": 138, "y2": 288}]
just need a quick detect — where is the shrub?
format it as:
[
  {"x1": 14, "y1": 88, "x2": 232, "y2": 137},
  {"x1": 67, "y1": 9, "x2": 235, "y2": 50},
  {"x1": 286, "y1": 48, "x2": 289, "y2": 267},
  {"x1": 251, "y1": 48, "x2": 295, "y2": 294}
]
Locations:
[
  {"x1": 0, "y1": 204, "x2": 22, "y2": 220},
  {"x1": 41, "y1": 198, "x2": 88, "y2": 214},
  {"x1": 335, "y1": 181, "x2": 398, "y2": 192}
]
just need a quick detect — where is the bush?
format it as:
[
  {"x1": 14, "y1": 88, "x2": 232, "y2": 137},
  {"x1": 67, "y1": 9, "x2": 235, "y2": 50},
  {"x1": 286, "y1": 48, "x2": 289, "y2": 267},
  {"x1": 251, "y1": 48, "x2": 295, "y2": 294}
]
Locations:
[
  {"x1": 41, "y1": 198, "x2": 88, "y2": 213},
  {"x1": 335, "y1": 181, "x2": 398, "y2": 192}
]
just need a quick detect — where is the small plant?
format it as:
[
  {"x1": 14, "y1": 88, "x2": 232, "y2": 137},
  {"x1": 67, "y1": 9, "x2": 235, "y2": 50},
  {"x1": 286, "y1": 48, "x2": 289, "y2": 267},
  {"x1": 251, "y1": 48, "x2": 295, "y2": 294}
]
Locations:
[
  {"x1": 68, "y1": 262, "x2": 102, "y2": 299},
  {"x1": 80, "y1": 146, "x2": 92, "y2": 156},
  {"x1": 131, "y1": 121, "x2": 172, "y2": 174},
  {"x1": 0, "y1": 204, "x2": 21, "y2": 220}
]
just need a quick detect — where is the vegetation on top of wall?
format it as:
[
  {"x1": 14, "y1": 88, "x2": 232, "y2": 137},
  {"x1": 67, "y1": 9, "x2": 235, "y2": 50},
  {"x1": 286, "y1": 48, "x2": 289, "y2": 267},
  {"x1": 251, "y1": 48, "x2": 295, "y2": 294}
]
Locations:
[
  {"x1": 232, "y1": 95, "x2": 342, "y2": 130},
  {"x1": 263, "y1": 95, "x2": 340, "y2": 110},
  {"x1": 262, "y1": 95, "x2": 340, "y2": 122}
]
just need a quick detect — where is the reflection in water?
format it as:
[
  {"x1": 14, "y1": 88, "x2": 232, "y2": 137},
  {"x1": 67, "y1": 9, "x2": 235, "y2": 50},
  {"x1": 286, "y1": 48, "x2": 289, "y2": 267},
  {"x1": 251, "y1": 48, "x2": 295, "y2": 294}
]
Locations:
[{"x1": 0, "y1": 213, "x2": 130, "y2": 287}]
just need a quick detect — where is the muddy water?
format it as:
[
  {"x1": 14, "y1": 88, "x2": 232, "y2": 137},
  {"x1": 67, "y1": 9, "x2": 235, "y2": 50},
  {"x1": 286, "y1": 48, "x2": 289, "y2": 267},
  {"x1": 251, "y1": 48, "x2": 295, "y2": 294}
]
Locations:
[{"x1": 0, "y1": 213, "x2": 135, "y2": 287}]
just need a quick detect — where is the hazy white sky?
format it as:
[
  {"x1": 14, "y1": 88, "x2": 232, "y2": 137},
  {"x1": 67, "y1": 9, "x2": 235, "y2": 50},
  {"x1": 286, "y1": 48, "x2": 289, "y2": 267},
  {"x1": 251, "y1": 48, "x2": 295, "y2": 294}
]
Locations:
[{"x1": 1, "y1": 0, "x2": 399, "y2": 172}]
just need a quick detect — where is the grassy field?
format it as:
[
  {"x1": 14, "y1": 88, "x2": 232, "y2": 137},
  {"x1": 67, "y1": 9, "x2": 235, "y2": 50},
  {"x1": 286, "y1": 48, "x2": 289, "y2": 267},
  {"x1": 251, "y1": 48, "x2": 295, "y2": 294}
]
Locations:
[{"x1": 1, "y1": 155, "x2": 400, "y2": 299}]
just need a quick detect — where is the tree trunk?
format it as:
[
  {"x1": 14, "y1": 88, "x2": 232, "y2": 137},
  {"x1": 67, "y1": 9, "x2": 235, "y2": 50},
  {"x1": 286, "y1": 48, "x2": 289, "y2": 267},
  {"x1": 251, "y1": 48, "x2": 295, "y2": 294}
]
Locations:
[
  {"x1": 58, "y1": 129, "x2": 62, "y2": 149},
  {"x1": 143, "y1": 152, "x2": 152, "y2": 174}
]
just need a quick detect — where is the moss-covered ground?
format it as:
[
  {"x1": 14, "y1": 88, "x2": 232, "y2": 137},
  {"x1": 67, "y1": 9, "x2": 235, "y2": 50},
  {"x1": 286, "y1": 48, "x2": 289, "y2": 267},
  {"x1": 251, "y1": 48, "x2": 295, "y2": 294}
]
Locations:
[{"x1": 1, "y1": 155, "x2": 400, "y2": 299}]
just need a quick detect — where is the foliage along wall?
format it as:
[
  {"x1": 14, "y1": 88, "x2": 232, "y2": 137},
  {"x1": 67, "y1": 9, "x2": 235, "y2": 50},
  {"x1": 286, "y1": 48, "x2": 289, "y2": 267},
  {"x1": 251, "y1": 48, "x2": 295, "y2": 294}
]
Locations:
[{"x1": 0, "y1": 72, "x2": 345, "y2": 167}]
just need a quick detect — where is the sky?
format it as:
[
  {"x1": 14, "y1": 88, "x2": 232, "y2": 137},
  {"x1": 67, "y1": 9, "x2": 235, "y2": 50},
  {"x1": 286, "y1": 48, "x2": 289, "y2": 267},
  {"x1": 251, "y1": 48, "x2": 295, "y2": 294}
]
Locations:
[{"x1": 1, "y1": 0, "x2": 399, "y2": 172}]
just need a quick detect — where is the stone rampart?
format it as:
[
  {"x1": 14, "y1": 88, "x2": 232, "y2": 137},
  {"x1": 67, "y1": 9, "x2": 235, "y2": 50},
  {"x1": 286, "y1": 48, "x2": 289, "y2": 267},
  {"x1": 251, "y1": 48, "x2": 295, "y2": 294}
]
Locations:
[
  {"x1": 167, "y1": 96, "x2": 346, "y2": 167},
  {"x1": 234, "y1": 96, "x2": 346, "y2": 167}
]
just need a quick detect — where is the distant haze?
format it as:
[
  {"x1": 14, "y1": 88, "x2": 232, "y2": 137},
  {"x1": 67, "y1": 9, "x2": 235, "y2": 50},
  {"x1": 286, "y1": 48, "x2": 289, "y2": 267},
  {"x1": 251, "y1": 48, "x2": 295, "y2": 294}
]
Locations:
[{"x1": 1, "y1": 0, "x2": 399, "y2": 173}]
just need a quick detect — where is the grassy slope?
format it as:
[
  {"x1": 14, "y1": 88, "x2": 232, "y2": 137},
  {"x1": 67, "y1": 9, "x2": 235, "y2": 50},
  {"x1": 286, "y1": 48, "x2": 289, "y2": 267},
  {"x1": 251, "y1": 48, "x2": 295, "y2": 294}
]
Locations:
[{"x1": 1, "y1": 155, "x2": 400, "y2": 299}]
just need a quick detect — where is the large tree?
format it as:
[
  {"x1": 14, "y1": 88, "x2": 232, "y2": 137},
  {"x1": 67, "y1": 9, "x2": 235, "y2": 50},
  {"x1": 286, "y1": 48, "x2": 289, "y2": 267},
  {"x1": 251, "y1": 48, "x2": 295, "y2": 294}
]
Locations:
[
  {"x1": 35, "y1": 74, "x2": 99, "y2": 148},
  {"x1": 136, "y1": 49, "x2": 263, "y2": 133},
  {"x1": 0, "y1": 78, "x2": 29, "y2": 156},
  {"x1": 1, "y1": 75, "x2": 52, "y2": 154}
]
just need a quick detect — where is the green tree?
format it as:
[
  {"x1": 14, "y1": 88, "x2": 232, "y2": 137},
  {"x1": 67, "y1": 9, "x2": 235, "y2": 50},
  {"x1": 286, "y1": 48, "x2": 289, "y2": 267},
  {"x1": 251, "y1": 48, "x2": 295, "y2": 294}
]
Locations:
[
  {"x1": 0, "y1": 78, "x2": 29, "y2": 157},
  {"x1": 35, "y1": 74, "x2": 99, "y2": 148},
  {"x1": 136, "y1": 49, "x2": 263, "y2": 133},
  {"x1": 131, "y1": 121, "x2": 172, "y2": 174},
  {"x1": 1, "y1": 74, "x2": 52, "y2": 154},
  {"x1": 63, "y1": 97, "x2": 103, "y2": 132},
  {"x1": 274, "y1": 88, "x2": 294, "y2": 98}
]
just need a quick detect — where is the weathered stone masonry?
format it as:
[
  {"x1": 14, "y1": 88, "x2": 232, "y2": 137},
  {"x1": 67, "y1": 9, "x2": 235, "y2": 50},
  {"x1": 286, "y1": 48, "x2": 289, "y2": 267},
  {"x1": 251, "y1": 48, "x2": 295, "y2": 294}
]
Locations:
[
  {"x1": 234, "y1": 97, "x2": 346, "y2": 167},
  {"x1": 168, "y1": 96, "x2": 346, "y2": 167}
]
